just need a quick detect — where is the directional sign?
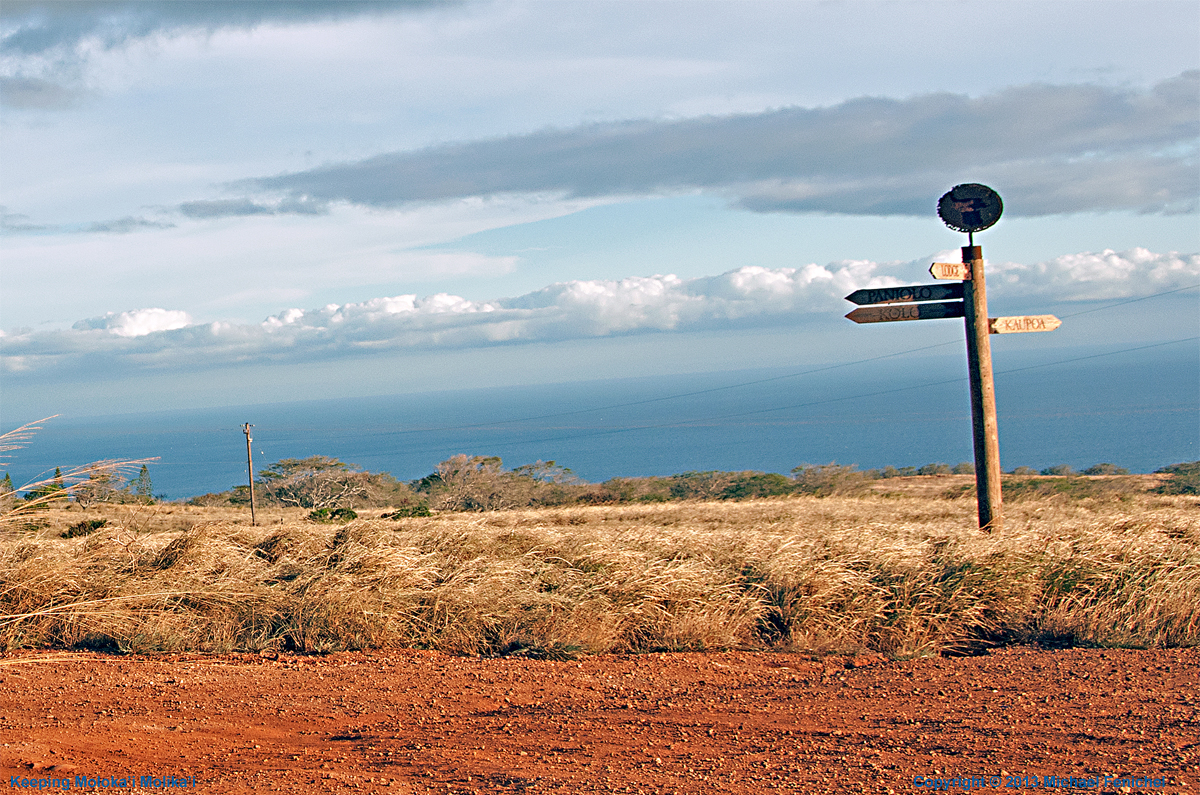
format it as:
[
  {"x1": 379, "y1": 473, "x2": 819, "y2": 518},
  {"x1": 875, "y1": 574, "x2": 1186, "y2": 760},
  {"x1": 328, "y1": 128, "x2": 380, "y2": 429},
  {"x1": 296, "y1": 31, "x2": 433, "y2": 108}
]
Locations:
[
  {"x1": 930, "y1": 261, "x2": 971, "y2": 280},
  {"x1": 989, "y1": 315, "x2": 1061, "y2": 334},
  {"x1": 846, "y1": 301, "x2": 965, "y2": 324},
  {"x1": 938, "y1": 184, "x2": 1003, "y2": 233},
  {"x1": 845, "y1": 283, "x2": 963, "y2": 306}
]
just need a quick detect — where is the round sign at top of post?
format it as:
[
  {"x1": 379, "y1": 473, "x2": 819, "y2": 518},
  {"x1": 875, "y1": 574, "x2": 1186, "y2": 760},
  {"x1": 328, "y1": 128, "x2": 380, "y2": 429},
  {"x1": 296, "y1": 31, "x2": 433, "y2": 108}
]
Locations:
[{"x1": 937, "y1": 183, "x2": 1003, "y2": 233}]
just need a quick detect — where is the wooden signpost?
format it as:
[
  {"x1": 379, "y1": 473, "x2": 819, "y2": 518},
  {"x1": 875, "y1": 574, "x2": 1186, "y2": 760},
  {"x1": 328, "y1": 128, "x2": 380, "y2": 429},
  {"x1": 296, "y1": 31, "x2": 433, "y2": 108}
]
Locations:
[{"x1": 844, "y1": 184, "x2": 1061, "y2": 533}]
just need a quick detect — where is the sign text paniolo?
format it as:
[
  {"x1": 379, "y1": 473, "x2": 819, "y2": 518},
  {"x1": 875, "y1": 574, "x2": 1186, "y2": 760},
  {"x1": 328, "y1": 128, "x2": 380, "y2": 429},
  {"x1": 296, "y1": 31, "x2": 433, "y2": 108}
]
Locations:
[{"x1": 844, "y1": 283, "x2": 964, "y2": 305}]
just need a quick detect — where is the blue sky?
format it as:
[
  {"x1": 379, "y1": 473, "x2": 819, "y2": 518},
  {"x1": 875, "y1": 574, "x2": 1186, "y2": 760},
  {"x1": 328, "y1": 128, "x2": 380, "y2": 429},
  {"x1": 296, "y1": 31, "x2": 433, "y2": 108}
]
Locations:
[{"x1": 1, "y1": 0, "x2": 1197, "y2": 423}]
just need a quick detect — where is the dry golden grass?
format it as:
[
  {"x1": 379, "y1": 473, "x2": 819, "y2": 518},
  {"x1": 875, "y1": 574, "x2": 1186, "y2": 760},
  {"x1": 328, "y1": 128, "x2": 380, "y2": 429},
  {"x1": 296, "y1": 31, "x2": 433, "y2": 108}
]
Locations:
[{"x1": 1, "y1": 491, "x2": 1196, "y2": 658}]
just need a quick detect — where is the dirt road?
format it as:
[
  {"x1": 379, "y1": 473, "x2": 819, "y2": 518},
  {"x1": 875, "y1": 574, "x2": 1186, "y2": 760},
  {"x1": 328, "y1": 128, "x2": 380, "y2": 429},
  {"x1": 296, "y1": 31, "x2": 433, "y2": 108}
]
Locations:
[{"x1": 3, "y1": 646, "x2": 1196, "y2": 793}]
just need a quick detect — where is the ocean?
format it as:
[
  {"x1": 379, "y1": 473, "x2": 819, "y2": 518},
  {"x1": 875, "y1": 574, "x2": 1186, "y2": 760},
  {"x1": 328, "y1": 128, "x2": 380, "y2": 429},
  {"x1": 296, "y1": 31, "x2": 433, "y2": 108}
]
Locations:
[{"x1": 4, "y1": 341, "x2": 1196, "y2": 500}]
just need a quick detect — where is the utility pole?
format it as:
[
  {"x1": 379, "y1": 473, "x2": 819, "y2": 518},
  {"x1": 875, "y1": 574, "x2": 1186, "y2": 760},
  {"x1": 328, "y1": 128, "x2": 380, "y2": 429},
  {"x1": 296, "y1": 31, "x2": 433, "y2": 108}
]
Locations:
[{"x1": 243, "y1": 423, "x2": 257, "y2": 526}]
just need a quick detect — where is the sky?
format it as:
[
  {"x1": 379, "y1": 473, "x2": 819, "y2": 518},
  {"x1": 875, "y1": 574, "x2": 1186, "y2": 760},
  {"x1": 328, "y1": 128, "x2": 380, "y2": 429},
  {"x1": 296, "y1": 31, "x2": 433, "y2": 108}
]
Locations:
[{"x1": 1, "y1": 0, "x2": 1198, "y2": 425}]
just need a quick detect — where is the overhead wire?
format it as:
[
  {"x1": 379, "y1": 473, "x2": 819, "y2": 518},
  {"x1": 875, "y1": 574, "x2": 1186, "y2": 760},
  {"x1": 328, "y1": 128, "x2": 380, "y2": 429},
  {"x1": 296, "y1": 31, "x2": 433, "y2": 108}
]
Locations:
[
  {"x1": 387, "y1": 335, "x2": 1199, "y2": 456},
  {"x1": 28, "y1": 283, "x2": 1196, "y2": 468},
  {"x1": 320, "y1": 281, "x2": 1200, "y2": 439},
  {"x1": 322, "y1": 281, "x2": 1200, "y2": 441},
  {"x1": 147, "y1": 282, "x2": 1200, "y2": 442}
]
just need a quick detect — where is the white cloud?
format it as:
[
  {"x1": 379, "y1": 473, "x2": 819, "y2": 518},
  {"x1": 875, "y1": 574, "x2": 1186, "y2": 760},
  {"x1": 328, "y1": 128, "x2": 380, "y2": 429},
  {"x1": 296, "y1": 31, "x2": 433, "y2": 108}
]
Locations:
[
  {"x1": 7, "y1": 248, "x2": 1193, "y2": 378},
  {"x1": 0, "y1": 203, "x2": 536, "y2": 331},
  {"x1": 72, "y1": 307, "x2": 191, "y2": 337},
  {"x1": 988, "y1": 248, "x2": 1200, "y2": 301}
]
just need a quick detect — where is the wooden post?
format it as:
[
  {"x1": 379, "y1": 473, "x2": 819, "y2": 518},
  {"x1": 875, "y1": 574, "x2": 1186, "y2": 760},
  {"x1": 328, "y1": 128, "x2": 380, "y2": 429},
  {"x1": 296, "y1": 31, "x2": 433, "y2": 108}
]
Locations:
[
  {"x1": 961, "y1": 246, "x2": 1003, "y2": 531},
  {"x1": 243, "y1": 423, "x2": 257, "y2": 526}
]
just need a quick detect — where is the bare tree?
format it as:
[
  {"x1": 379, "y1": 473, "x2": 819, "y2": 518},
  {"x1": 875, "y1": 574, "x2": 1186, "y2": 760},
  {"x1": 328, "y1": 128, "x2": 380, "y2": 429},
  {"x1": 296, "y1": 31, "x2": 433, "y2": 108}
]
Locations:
[
  {"x1": 429, "y1": 455, "x2": 510, "y2": 512},
  {"x1": 256, "y1": 456, "x2": 372, "y2": 510}
]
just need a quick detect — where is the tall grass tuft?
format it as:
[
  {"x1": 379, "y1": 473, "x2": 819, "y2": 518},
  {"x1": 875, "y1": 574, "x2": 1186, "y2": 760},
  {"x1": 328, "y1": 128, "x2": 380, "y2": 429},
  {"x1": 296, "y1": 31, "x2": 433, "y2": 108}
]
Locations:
[
  {"x1": 1, "y1": 417, "x2": 155, "y2": 530},
  {"x1": 0, "y1": 493, "x2": 1196, "y2": 656}
]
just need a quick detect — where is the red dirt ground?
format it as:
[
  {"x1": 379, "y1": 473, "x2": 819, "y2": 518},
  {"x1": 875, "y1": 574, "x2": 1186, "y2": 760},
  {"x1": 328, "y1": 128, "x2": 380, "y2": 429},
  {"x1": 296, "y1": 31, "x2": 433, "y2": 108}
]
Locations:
[{"x1": 2, "y1": 646, "x2": 1196, "y2": 794}]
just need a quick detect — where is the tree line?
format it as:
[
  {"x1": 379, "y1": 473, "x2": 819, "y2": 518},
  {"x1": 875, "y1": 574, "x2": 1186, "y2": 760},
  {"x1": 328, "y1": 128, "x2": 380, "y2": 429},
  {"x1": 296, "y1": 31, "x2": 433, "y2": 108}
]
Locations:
[
  {"x1": 179, "y1": 454, "x2": 1193, "y2": 514},
  {"x1": 7, "y1": 455, "x2": 1192, "y2": 515}
]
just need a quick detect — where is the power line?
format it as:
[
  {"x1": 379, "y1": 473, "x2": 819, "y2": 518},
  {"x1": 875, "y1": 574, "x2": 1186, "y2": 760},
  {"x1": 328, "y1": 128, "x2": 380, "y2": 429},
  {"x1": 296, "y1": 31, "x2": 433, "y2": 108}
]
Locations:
[
  {"x1": 24, "y1": 283, "x2": 1196, "y2": 461},
  {"x1": 305, "y1": 281, "x2": 1200, "y2": 440},
  {"x1": 385, "y1": 335, "x2": 1199, "y2": 457},
  {"x1": 1057, "y1": 283, "x2": 1200, "y2": 319},
  {"x1": 357, "y1": 337, "x2": 965, "y2": 438}
]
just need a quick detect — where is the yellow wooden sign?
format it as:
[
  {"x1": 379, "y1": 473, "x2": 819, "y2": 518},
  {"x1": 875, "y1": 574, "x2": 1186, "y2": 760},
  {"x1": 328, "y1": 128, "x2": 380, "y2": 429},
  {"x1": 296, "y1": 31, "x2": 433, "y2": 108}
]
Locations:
[
  {"x1": 989, "y1": 315, "x2": 1062, "y2": 334},
  {"x1": 929, "y1": 262, "x2": 971, "y2": 280}
]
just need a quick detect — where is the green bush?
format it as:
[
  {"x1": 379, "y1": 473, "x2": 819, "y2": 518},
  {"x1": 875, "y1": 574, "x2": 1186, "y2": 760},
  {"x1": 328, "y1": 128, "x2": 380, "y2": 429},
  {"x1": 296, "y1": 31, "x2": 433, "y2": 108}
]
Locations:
[
  {"x1": 62, "y1": 518, "x2": 107, "y2": 538},
  {"x1": 1155, "y1": 462, "x2": 1200, "y2": 496},
  {"x1": 307, "y1": 507, "x2": 358, "y2": 523},
  {"x1": 943, "y1": 475, "x2": 1142, "y2": 502},
  {"x1": 791, "y1": 463, "x2": 871, "y2": 496},
  {"x1": 718, "y1": 472, "x2": 794, "y2": 500},
  {"x1": 1041, "y1": 465, "x2": 1074, "y2": 476},
  {"x1": 382, "y1": 504, "x2": 432, "y2": 519},
  {"x1": 1082, "y1": 463, "x2": 1130, "y2": 476},
  {"x1": 917, "y1": 463, "x2": 952, "y2": 476}
]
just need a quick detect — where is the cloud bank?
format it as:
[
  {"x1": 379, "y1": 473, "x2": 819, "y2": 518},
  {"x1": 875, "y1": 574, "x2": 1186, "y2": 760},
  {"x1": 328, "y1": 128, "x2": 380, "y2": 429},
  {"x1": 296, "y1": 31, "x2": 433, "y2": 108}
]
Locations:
[
  {"x1": 232, "y1": 72, "x2": 1198, "y2": 218},
  {"x1": 0, "y1": 0, "x2": 445, "y2": 108},
  {"x1": 0, "y1": 0, "x2": 436, "y2": 54},
  {"x1": 3, "y1": 249, "x2": 1194, "y2": 377}
]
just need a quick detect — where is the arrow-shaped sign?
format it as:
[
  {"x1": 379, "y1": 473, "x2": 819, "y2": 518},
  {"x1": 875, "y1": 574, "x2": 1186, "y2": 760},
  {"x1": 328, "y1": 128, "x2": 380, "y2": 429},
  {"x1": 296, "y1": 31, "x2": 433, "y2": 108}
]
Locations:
[
  {"x1": 845, "y1": 301, "x2": 965, "y2": 324},
  {"x1": 845, "y1": 283, "x2": 964, "y2": 305},
  {"x1": 989, "y1": 315, "x2": 1061, "y2": 334},
  {"x1": 930, "y1": 262, "x2": 971, "y2": 280}
]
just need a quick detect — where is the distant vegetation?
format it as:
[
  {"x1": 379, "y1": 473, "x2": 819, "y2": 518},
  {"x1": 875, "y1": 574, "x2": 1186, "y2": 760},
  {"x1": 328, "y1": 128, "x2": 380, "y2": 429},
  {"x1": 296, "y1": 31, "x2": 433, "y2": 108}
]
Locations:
[
  {"x1": 178, "y1": 455, "x2": 1194, "y2": 515},
  {"x1": 1155, "y1": 461, "x2": 1200, "y2": 495}
]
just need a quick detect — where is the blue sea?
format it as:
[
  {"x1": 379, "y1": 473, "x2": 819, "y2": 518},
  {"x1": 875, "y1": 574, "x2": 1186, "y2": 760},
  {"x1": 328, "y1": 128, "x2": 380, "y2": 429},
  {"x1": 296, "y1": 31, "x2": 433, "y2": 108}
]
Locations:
[{"x1": 4, "y1": 342, "x2": 1196, "y2": 500}]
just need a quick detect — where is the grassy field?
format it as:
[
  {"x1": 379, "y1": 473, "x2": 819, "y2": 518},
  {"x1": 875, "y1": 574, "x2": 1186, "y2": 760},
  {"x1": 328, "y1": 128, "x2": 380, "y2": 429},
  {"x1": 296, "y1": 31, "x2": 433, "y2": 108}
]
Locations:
[{"x1": 1, "y1": 483, "x2": 1196, "y2": 658}]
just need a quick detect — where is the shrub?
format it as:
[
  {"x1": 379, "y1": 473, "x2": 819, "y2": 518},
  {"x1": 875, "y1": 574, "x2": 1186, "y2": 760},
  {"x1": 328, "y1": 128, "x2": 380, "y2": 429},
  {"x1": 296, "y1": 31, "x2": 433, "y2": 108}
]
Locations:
[
  {"x1": 307, "y1": 507, "x2": 358, "y2": 523},
  {"x1": 1155, "y1": 462, "x2": 1200, "y2": 496},
  {"x1": 382, "y1": 504, "x2": 432, "y2": 519},
  {"x1": 952, "y1": 462, "x2": 974, "y2": 475},
  {"x1": 666, "y1": 471, "x2": 736, "y2": 501},
  {"x1": 1040, "y1": 465, "x2": 1074, "y2": 476},
  {"x1": 662, "y1": 471, "x2": 794, "y2": 501},
  {"x1": 945, "y1": 475, "x2": 1141, "y2": 502},
  {"x1": 917, "y1": 463, "x2": 952, "y2": 476},
  {"x1": 260, "y1": 457, "x2": 373, "y2": 509},
  {"x1": 418, "y1": 455, "x2": 512, "y2": 511},
  {"x1": 62, "y1": 518, "x2": 108, "y2": 538},
  {"x1": 791, "y1": 463, "x2": 871, "y2": 496},
  {"x1": 22, "y1": 467, "x2": 68, "y2": 507},
  {"x1": 719, "y1": 472, "x2": 795, "y2": 500},
  {"x1": 1008, "y1": 466, "x2": 1037, "y2": 476},
  {"x1": 878, "y1": 466, "x2": 917, "y2": 479},
  {"x1": 1082, "y1": 463, "x2": 1130, "y2": 476}
]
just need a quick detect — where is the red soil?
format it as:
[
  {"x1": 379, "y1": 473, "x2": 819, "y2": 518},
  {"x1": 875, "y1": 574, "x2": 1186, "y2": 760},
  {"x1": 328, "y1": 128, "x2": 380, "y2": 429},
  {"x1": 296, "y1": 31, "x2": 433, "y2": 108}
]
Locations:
[{"x1": 2, "y1": 646, "x2": 1196, "y2": 793}]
